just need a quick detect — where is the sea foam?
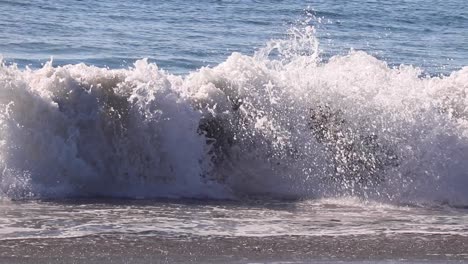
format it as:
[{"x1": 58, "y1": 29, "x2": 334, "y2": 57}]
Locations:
[{"x1": 1, "y1": 26, "x2": 468, "y2": 205}]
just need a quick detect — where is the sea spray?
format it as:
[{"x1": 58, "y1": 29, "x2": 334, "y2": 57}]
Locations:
[{"x1": 1, "y1": 28, "x2": 468, "y2": 205}]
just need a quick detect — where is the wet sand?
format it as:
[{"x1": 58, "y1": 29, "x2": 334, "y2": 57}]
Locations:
[{"x1": 0, "y1": 233, "x2": 467, "y2": 263}]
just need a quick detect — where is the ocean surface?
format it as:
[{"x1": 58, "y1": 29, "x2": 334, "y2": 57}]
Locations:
[
  {"x1": 1, "y1": 0, "x2": 468, "y2": 262},
  {"x1": 1, "y1": 0, "x2": 467, "y2": 74}
]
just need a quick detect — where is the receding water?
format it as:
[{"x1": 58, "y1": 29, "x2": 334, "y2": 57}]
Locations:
[{"x1": 1, "y1": 198, "x2": 468, "y2": 240}]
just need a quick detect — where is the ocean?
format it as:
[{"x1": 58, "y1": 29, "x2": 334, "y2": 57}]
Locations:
[{"x1": 1, "y1": 0, "x2": 468, "y2": 263}]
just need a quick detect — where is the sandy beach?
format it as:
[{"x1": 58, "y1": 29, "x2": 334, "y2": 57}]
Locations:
[{"x1": 1, "y1": 233, "x2": 467, "y2": 263}]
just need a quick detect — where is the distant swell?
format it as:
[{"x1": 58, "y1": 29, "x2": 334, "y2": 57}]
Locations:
[{"x1": 1, "y1": 26, "x2": 468, "y2": 206}]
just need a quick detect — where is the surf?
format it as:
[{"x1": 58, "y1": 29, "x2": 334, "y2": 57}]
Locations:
[{"x1": 1, "y1": 25, "x2": 468, "y2": 206}]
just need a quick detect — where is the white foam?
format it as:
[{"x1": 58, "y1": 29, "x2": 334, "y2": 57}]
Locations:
[
  {"x1": 1, "y1": 27, "x2": 468, "y2": 205},
  {"x1": 1, "y1": 198, "x2": 467, "y2": 240}
]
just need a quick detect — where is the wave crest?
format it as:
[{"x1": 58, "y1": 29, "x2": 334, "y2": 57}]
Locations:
[{"x1": 1, "y1": 30, "x2": 468, "y2": 205}]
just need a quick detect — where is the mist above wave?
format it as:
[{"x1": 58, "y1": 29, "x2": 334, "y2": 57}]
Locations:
[{"x1": 1, "y1": 25, "x2": 467, "y2": 205}]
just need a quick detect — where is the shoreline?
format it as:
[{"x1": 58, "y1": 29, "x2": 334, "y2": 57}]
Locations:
[{"x1": 0, "y1": 233, "x2": 467, "y2": 263}]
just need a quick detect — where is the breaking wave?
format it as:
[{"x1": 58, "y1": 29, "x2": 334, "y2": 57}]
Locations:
[{"x1": 1, "y1": 25, "x2": 468, "y2": 205}]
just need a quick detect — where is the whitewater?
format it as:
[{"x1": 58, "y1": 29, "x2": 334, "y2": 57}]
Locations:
[{"x1": 1, "y1": 23, "x2": 468, "y2": 207}]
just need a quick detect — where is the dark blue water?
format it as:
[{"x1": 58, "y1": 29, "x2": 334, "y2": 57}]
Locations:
[
  {"x1": 314, "y1": 0, "x2": 468, "y2": 73},
  {"x1": 1, "y1": 0, "x2": 467, "y2": 74}
]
